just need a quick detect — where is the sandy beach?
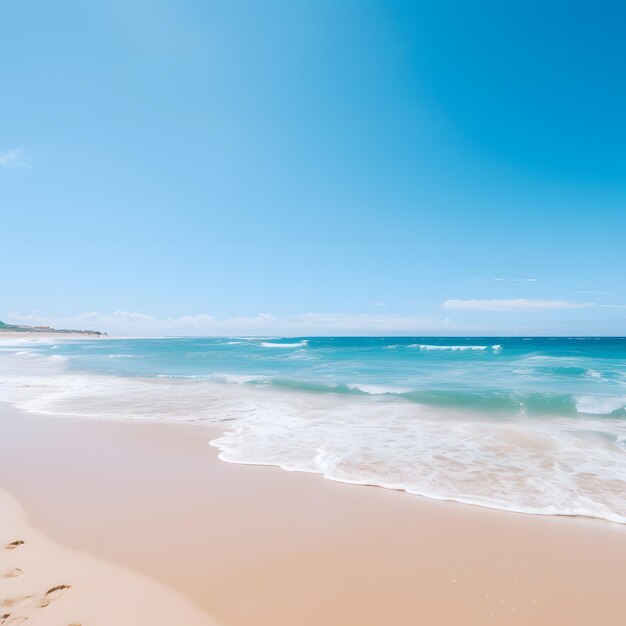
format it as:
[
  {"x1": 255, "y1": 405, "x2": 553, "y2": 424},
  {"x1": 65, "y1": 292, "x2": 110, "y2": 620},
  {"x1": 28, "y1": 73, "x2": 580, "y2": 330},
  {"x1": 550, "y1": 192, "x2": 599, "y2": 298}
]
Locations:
[
  {"x1": 1, "y1": 401, "x2": 625, "y2": 625},
  {"x1": 5, "y1": 1, "x2": 625, "y2": 621},
  {"x1": 0, "y1": 485, "x2": 217, "y2": 626},
  {"x1": 5, "y1": 0, "x2": 626, "y2": 620}
]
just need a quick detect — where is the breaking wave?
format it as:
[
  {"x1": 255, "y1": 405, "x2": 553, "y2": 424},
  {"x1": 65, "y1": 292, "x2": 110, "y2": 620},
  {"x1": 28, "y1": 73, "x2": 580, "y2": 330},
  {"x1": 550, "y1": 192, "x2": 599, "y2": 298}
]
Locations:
[{"x1": 261, "y1": 340, "x2": 309, "y2": 348}]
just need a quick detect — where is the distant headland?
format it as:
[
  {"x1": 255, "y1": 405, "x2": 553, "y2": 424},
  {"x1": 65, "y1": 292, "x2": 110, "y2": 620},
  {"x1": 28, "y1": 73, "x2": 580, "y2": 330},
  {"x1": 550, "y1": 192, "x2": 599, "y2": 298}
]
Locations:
[{"x1": 0, "y1": 319, "x2": 106, "y2": 336}]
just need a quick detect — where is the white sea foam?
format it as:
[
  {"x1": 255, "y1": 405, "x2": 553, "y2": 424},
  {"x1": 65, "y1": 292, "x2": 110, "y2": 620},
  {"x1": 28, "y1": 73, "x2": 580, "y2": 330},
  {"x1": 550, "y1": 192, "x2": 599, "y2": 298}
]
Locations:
[
  {"x1": 0, "y1": 337, "x2": 61, "y2": 347},
  {"x1": 13, "y1": 351, "x2": 68, "y2": 365},
  {"x1": 575, "y1": 395, "x2": 626, "y2": 415},
  {"x1": 261, "y1": 340, "x2": 309, "y2": 348},
  {"x1": 346, "y1": 383, "x2": 412, "y2": 395},
  {"x1": 586, "y1": 369, "x2": 603, "y2": 380},
  {"x1": 239, "y1": 337, "x2": 281, "y2": 342},
  {"x1": 211, "y1": 398, "x2": 626, "y2": 524},
  {"x1": 156, "y1": 374, "x2": 212, "y2": 379},
  {"x1": 524, "y1": 355, "x2": 584, "y2": 363},
  {"x1": 212, "y1": 373, "x2": 270, "y2": 384},
  {"x1": 409, "y1": 344, "x2": 497, "y2": 351}
]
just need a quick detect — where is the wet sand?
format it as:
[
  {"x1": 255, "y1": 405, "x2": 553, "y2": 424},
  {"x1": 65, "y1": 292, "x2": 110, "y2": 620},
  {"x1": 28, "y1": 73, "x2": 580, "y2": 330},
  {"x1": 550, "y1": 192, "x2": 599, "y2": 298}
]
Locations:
[{"x1": 1, "y1": 402, "x2": 625, "y2": 625}]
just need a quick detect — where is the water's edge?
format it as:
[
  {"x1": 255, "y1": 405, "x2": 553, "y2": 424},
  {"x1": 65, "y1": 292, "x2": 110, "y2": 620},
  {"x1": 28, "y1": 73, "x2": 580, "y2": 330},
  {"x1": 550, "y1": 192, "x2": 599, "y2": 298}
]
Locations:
[{"x1": 1, "y1": 335, "x2": 625, "y2": 524}]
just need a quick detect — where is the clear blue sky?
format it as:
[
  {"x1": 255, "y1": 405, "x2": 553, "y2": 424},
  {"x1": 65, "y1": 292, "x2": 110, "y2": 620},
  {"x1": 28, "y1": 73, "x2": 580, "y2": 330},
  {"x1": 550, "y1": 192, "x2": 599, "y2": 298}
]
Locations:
[{"x1": 2, "y1": 0, "x2": 625, "y2": 335}]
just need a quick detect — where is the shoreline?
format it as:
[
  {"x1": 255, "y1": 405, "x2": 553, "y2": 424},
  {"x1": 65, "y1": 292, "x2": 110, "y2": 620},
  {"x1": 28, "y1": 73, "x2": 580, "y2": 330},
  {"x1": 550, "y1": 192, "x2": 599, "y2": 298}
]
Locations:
[
  {"x1": 4, "y1": 335, "x2": 624, "y2": 525},
  {"x1": 2, "y1": 402, "x2": 626, "y2": 624}
]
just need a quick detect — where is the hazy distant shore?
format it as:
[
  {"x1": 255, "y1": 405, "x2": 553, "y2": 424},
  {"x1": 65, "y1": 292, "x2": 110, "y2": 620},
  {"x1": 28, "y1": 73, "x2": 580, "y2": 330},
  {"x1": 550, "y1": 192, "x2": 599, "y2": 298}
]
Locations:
[{"x1": 0, "y1": 331, "x2": 105, "y2": 340}]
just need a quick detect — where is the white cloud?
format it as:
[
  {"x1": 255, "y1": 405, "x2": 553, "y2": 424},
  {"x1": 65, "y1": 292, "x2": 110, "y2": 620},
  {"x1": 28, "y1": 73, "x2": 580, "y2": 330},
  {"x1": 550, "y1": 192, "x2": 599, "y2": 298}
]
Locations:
[
  {"x1": 370, "y1": 302, "x2": 386, "y2": 307},
  {"x1": 6, "y1": 310, "x2": 466, "y2": 336},
  {"x1": 0, "y1": 147, "x2": 29, "y2": 167},
  {"x1": 442, "y1": 299, "x2": 594, "y2": 312}
]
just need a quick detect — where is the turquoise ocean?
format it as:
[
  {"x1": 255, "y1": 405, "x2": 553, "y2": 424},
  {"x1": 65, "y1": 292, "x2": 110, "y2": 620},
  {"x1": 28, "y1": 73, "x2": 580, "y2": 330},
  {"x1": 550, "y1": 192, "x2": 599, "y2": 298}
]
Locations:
[{"x1": 1, "y1": 336, "x2": 625, "y2": 523}]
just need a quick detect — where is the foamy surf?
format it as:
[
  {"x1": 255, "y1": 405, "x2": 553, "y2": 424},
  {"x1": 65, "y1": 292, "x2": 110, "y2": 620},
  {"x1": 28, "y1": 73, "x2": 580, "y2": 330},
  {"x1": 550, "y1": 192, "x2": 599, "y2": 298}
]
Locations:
[
  {"x1": 346, "y1": 383, "x2": 413, "y2": 395},
  {"x1": 211, "y1": 403, "x2": 626, "y2": 524},
  {"x1": 0, "y1": 335, "x2": 625, "y2": 524},
  {"x1": 575, "y1": 395, "x2": 626, "y2": 415}
]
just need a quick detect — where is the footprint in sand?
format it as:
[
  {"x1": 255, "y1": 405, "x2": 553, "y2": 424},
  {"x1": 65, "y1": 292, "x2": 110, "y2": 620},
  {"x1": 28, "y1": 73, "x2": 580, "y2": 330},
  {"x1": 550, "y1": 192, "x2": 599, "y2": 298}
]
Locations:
[
  {"x1": 1, "y1": 584, "x2": 72, "y2": 613},
  {"x1": 0, "y1": 596, "x2": 35, "y2": 611},
  {"x1": 1, "y1": 537, "x2": 72, "y2": 621},
  {"x1": 1, "y1": 616, "x2": 29, "y2": 625},
  {"x1": 37, "y1": 585, "x2": 72, "y2": 608}
]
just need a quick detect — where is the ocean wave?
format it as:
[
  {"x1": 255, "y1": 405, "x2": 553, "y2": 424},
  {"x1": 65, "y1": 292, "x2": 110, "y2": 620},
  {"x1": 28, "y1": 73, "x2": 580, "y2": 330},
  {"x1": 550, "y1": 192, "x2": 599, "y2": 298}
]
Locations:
[
  {"x1": 239, "y1": 337, "x2": 281, "y2": 342},
  {"x1": 13, "y1": 351, "x2": 68, "y2": 365},
  {"x1": 212, "y1": 373, "x2": 271, "y2": 384},
  {"x1": 586, "y1": 369, "x2": 603, "y2": 380},
  {"x1": 575, "y1": 395, "x2": 626, "y2": 415},
  {"x1": 408, "y1": 344, "x2": 502, "y2": 352},
  {"x1": 261, "y1": 340, "x2": 309, "y2": 348},
  {"x1": 7, "y1": 347, "x2": 623, "y2": 417},
  {"x1": 523, "y1": 355, "x2": 586, "y2": 363},
  {"x1": 156, "y1": 374, "x2": 213, "y2": 379},
  {"x1": 0, "y1": 337, "x2": 61, "y2": 347},
  {"x1": 346, "y1": 383, "x2": 413, "y2": 395}
]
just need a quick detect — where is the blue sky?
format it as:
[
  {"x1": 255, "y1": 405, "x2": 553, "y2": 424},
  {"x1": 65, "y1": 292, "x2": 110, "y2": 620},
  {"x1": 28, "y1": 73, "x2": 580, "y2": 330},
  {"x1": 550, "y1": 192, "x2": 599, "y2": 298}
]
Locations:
[{"x1": 2, "y1": 0, "x2": 625, "y2": 335}]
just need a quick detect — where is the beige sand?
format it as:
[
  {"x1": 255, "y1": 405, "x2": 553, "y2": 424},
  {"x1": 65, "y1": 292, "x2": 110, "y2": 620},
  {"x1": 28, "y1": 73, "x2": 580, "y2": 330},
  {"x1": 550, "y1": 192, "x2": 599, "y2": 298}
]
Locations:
[
  {"x1": 0, "y1": 488, "x2": 218, "y2": 625},
  {"x1": 1, "y1": 402, "x2": 625, "y2": 625}
]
